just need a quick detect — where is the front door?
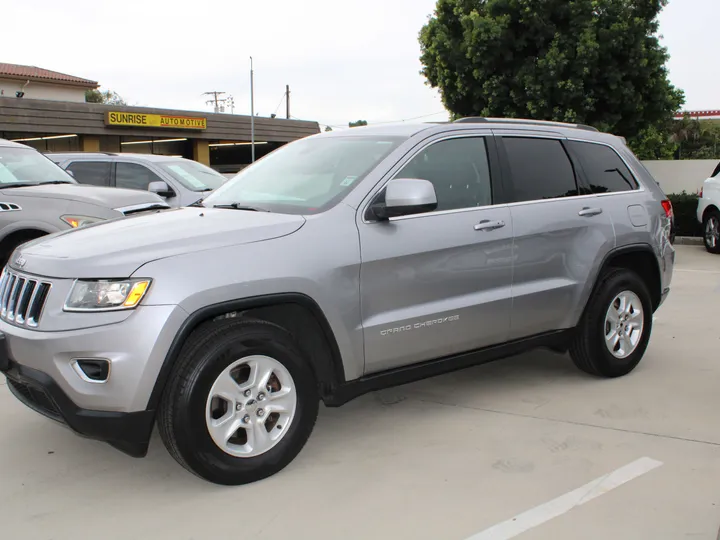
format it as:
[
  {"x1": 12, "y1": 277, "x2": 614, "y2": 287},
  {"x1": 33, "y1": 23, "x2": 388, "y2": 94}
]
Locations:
[
  {"x1": 494, "y1": 134, "x2": 616, "y2": 340},
  {"x1": 358, "y1": 134, "x2": 514, "y2": 374}
]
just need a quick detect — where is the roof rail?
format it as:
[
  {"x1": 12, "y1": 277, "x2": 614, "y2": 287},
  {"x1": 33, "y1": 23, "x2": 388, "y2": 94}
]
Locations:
[{"x1": 453, "y1": 117, "x2": 599, "y2": 132}]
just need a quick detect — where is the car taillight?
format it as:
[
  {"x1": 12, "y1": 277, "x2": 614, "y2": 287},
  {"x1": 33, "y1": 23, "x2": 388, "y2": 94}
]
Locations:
[
  {"x1": 699, "y1": 187, "x2": 703, "y2": 198},
  {"x1": 661, "y1": 199, "x2": 673, "y2": 218}
]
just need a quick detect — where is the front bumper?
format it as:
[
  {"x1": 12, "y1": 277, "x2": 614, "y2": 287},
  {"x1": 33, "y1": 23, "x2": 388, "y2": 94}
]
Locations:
[
  {"x1": 0, "y1": 304, "x2": 189, "y2": 457},
  {"x1": 1, "y1": 348, "x2": 154, "y2": 457}
]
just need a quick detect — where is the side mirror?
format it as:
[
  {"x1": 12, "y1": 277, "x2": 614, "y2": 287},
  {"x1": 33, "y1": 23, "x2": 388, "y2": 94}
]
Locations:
[
  {"x1": 148, "y1": 180, "x2": 175, "y2": 198},
  {"x1": 369, "y1": 178, "x2": 437, "y2": 220}
]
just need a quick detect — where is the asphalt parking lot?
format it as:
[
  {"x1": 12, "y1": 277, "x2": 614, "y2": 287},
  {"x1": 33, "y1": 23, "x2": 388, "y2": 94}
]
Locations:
[{"x1": 1, "y1": 244, "x2": 718, "y2": 540}]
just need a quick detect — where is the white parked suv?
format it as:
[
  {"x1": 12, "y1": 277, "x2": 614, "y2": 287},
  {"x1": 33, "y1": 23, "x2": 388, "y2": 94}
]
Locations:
[{"x1": 697, "y1": 161, "x2": 720, "y2": 254}]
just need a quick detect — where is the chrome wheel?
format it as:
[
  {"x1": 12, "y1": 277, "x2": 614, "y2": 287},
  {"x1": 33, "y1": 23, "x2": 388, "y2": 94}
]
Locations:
[
  {"x1": 705, "y1": 216, "x2": 719, "y2": 249},
  {"x1": 604, "y1": 291, "x2": 644, "y2": 359},
  {"x1": 205, "y1": 355, "x2": 297, "y2": 458}
]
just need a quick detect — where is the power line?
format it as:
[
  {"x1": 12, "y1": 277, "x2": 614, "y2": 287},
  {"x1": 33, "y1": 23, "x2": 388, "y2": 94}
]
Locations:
[{"x1": 273, "y1": 91, "x2": 287, "y2": 117}]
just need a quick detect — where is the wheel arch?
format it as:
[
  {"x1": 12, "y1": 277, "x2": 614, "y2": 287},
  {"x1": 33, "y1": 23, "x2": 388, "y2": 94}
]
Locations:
[
  {"x1": 146, "y1": 293, "x2": 346, "y2": 412},
  {"x1": 0, "y1": 226, "x2": 53, "y2": 265},
  {"x1": 586, "y1": 244, "x2": 662, "y2": 315},
  {"x1": 702, "y1": 204, "x2": 719, "y2": 222}
]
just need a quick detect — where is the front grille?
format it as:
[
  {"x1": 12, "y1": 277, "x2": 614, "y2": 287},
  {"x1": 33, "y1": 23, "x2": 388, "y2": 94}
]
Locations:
[
  {"x1": 0, "y1": 268, "x2": 51, "y2": 327},
  {"x1": 7, "y1": 379, "x2": 62, "y2": 421}
]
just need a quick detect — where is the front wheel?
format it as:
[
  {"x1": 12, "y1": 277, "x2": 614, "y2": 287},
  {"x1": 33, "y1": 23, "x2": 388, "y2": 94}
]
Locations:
[
  {"x1": 570, "y1": 268, "x2": 653, "y2": 378},
  {"x1": 702, "y1": 209, "x2": 720, "y2": 254},
  {"x1": 158, "y1": 319, "x2": 319, "y2": 485}
]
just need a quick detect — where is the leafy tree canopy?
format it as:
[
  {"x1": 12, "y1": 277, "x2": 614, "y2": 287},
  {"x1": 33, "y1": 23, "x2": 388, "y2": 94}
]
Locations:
[
  {"x1": 85, "y1": 88, "x2": 127, "y2": 105},
  {"x1": 349, "y1": 120, "x2": 368, "y2": 128},
  {"x1": 419, "y1": 0, "x2": 684, "y2": 139}
]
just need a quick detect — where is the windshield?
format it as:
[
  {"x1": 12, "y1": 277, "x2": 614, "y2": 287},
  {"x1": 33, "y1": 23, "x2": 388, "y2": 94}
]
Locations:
[
  {"x1": 203, "y1": 136, "x2": 404, "y2": 214},
  {"x1": 0, "y1": 146, "x2": 76, "y2": 186},
  {"x1": 158, "y1": 159, "x2": 226, "y2": 192}
]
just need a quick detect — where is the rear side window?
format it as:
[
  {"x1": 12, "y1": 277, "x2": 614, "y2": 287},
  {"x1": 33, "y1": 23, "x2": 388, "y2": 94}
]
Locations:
[
  {"x1": 66, "y1": 161, "x2": 111, "y2": 187},
  {"x1": 502, "y1": 137, "x2": 578, "y2": 202},
  {"x1": 568, "y1": 141, "x2": 638, "y2": 193}
]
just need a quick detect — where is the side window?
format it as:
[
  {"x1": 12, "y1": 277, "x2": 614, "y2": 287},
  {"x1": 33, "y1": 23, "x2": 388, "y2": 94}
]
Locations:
[
  {"x1": 115, "y1": 162, "x2": 164, "y2": 191},
  {"x1": 66, "y1": 161, "x2": 112, "y2": 187},
  {"x1": 568, "y1": 141, "x2": 638, "y2": 193},
  {"x1": 502, "y1": 137, "x2": 578, "y2": 202},
  {"x1": 395, "y1": 137, "x2": 493, "y2": 211}
]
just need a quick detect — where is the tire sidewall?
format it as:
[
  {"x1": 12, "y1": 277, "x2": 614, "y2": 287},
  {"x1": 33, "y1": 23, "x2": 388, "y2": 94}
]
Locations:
[
  {"x1": 172, "y1": 325, "x2": 318, "y2": 484},
  {"x1": 589, "y1": 271, "x2": 653, "y2": 376}
]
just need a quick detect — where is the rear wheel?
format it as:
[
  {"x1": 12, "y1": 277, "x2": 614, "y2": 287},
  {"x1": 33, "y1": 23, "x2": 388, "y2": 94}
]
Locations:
[
  {"x1": 158, "y1": 319, "x2": 319, "y2": 485},
  {"x1": 570, "y1": 268, "x2": 653, "y2": 377},
  {"x1": 702, "y1": 208, "x2": 720, "y2": 254}
]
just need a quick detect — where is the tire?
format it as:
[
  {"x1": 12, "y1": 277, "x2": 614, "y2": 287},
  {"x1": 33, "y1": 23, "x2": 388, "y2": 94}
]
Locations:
[
  {"x1": 570, "y1": 268, "x2": 653, "y2": 378},
  {"x1": 0, "y1": 231, "x2": 47, "y2": 268},
  {"x1": 702, "y1": 208, "x2": 720, "y2": 254},
  {"x1": 158, "y1": 319, "x2": 319, "y2": 485}
]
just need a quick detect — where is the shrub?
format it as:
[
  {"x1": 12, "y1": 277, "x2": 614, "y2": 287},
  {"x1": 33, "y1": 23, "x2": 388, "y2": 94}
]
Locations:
[{"x1": 668, "y1": 191, "x2": 702, "y2": 237}]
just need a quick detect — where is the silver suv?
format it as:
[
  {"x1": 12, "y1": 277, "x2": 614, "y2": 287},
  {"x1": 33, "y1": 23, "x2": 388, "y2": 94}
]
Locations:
[
  {"x1": 0, "y1": 119, "x2": 675, "y2": 485},
  {"x1": 47, "y1": 152, "x2": 227, "y2": 207},
  {"x1": 0, "y1": 139, "x2": 169, "y2": 266}
]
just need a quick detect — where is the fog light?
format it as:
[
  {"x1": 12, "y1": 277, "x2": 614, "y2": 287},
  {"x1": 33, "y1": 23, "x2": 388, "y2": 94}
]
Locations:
[{"x1": 72, "y1": 359, "x2": 110, "y2": 383}]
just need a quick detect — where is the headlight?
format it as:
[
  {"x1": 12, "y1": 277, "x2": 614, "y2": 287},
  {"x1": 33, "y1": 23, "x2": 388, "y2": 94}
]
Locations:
[
  {"x1": 64, "y1": 279, "x2": 152, "y2": 311},
  {"x1": 61, "y1": 215, "x2": 106, "y2": 228}
]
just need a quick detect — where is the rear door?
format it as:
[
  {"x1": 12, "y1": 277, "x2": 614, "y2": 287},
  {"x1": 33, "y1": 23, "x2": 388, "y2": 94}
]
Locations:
[
  {"x1": 358, "y1": 132, "x2": 514, "y2": 374},
  {"x1": 65, "y1": 160, "x2": 113, "y2": 187},
  {"x1": 494, "y1": 132, "x2": 615, "y2": 340}
]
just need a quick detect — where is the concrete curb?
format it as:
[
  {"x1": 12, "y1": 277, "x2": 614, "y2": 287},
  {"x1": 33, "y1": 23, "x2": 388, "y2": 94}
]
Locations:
[{"x1": 674, "y1": 236, "x2": 704, "y2": 246}]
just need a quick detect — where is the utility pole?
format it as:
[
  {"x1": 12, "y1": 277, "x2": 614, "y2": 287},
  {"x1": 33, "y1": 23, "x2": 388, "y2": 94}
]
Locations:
[
  {"x1": 286, "y1": 84, "x2": 290, "y2": 119},
  {"x1": 203, "y1": 91, "x2": 227, "y2": 113},
  {"x1": 250, "y1": 57, "x2": 255, "y2": 163}
]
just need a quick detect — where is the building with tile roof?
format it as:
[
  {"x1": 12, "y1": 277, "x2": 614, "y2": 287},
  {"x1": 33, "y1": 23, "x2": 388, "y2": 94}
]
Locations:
[{"x1": 0, "y1": 62, "x2": 98, "y2": 103}]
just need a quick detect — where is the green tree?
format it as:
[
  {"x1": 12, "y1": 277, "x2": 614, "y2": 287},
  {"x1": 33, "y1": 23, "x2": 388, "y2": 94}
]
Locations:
[
  {"x1": 419, "y1": 0, "x2": 684, "y2": 139},
  {"x1": 85, "y1": 88, "x2": 127, "y2": 105},
  {"x1": 324, "y1": 126, "x2": 333, "y2": 132},
  {"x1": 628, "y1": 124, "x2": 677, "y2": 160},
  {"x1": 349, "y1": 120, "x2": 368, "y2": 128}
]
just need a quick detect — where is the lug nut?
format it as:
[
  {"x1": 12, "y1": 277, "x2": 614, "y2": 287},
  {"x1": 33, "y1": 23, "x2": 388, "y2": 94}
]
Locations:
[
  {"x1": 257, "y1": 409, "x2": 264, "y2": 417},
  {"x1": 236, "y1": 403, "x2": 242, "y2": 411},
  {"x1": 244, "y1": 389, "x2": 252, "y2": 397},
  {"x1": 242, "y1": 415, "x2": 250, "y2": 424},
  {"x1": 257, "y1": 393, "x2": 265, "y2": 401}
]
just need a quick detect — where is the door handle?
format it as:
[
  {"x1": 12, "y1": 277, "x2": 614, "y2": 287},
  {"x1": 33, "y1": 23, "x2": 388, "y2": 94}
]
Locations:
[
  {"x1": 474, "y1": 219, "x2": 506, "y2": 232},
  {"x1": 578, "y1": 207, "x2": 603, "y2": 217}
]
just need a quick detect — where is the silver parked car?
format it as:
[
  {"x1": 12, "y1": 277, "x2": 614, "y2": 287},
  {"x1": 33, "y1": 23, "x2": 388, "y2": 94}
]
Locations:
[
  {"x1": 0, "y1": 139, "x2": 169, "y2": 266},
  {"x1": 1, "y1": 118, "x2": 675, "y2": 485},
  {"x1": 47, "y1": 152, "x2": 227, "y2": 207}
]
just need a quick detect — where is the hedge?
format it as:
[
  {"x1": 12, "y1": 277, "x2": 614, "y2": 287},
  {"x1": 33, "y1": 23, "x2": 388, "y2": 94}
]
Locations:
[{"x1": 668, "y1": 192, "x2": 702, "y2": 237}]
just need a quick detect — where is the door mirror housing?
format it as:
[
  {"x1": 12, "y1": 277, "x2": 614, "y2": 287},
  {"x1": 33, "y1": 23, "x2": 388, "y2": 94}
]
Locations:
[
  {"x1": 148, "y1": 180, "x2": 175, "y2": 198},
  {"x1": 370, "y1": 178, "x2": 437, "y2": 220}
]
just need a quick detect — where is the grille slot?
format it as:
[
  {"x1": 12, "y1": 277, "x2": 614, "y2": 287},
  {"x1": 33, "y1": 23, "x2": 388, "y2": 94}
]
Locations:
[{"x1": 0, "y1": 269, "x2": 51, "y2": 327}]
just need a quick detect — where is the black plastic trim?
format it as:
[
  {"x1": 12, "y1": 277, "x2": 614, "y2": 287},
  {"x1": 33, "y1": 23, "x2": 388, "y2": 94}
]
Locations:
[
  {"x1": 2, "y1": 361, "x2": 154, "y2": 457},
  {"x1": 324, "y1": 329, "x2": 572, "y2": 406},
  {"x1": 146, "y1": 293, "x2": 346, "y2": 412}
]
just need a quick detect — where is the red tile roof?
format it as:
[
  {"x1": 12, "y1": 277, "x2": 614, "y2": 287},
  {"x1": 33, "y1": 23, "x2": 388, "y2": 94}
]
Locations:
[{"x1": 0, "y1": 63, "x2": 98, "y2": 88}]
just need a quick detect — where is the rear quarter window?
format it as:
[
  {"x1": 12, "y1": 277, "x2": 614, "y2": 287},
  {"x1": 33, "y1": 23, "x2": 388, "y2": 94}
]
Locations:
[{"x1": 568, "y1": 141, "x2": 639, "y2": 193}]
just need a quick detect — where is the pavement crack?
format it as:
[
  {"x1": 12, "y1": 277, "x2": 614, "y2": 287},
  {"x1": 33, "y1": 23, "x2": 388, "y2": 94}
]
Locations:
[{"x1": 411, "y1": 394, "x2": 720, "y2": 448}]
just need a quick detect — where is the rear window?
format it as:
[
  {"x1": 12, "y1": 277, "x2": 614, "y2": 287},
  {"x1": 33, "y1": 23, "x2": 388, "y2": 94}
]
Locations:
[{"x1": 568, "y1": 141, "x2": 638, "y2": 193}]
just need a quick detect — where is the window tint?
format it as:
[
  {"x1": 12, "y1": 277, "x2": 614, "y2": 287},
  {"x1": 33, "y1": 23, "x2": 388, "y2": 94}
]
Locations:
[
  {"x1": 66, "y1": 161, "x2": 112, "y2": 187},
  {"x1": 568, "y1": 141, "x2": 638, "y2": 193},
  {"x1": 115, "y1": 162, "x2": 164, "y2": 191},
  {"x1": 711, "y1": 161, "x2": 720, "y2": 178},
  {"x1": 503, "y1": 138, "x2": 578, "y2": 202},
  {"x1": 395, "y1": 137, "x2": 492, "y2": 211}
]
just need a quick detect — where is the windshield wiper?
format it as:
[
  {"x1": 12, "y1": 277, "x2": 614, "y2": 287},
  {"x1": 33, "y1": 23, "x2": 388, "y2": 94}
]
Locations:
[
  {"x1": 212, "y1": 203, "x2": 270, "y2": 212},
  {"x1": 0, "y1": 181, "x2": 73, "y2": 189}
]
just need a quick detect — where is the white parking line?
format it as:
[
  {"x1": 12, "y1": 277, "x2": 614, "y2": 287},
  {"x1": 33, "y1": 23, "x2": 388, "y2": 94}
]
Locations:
[{"x1": 465, "y1": 457, "x2": 663, "y2": 540}]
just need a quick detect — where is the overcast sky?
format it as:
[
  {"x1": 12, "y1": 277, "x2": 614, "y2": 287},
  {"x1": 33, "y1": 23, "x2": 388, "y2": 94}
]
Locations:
[{"x1": 4, "y1": 0, "x2": 718, "y2": 129}]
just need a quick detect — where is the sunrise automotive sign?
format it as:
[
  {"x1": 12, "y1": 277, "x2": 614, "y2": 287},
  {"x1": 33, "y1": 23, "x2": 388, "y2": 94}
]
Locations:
[{"x1": 105, "y1": 111, "x2": 207, "y2": 130}]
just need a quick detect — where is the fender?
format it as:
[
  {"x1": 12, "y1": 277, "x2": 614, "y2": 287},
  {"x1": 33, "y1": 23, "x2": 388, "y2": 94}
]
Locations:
[{"x1": 145, "y1": 293, "x2": 346, "y2": 412}]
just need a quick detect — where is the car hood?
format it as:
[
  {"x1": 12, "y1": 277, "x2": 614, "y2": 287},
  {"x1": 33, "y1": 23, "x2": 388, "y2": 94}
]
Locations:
[
  {"x1": 2, "y1": 183, "x2": 166, "y2": 210},
  {"x1": 14, "y1": 208, "x2": 306, "y2": 278}
]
